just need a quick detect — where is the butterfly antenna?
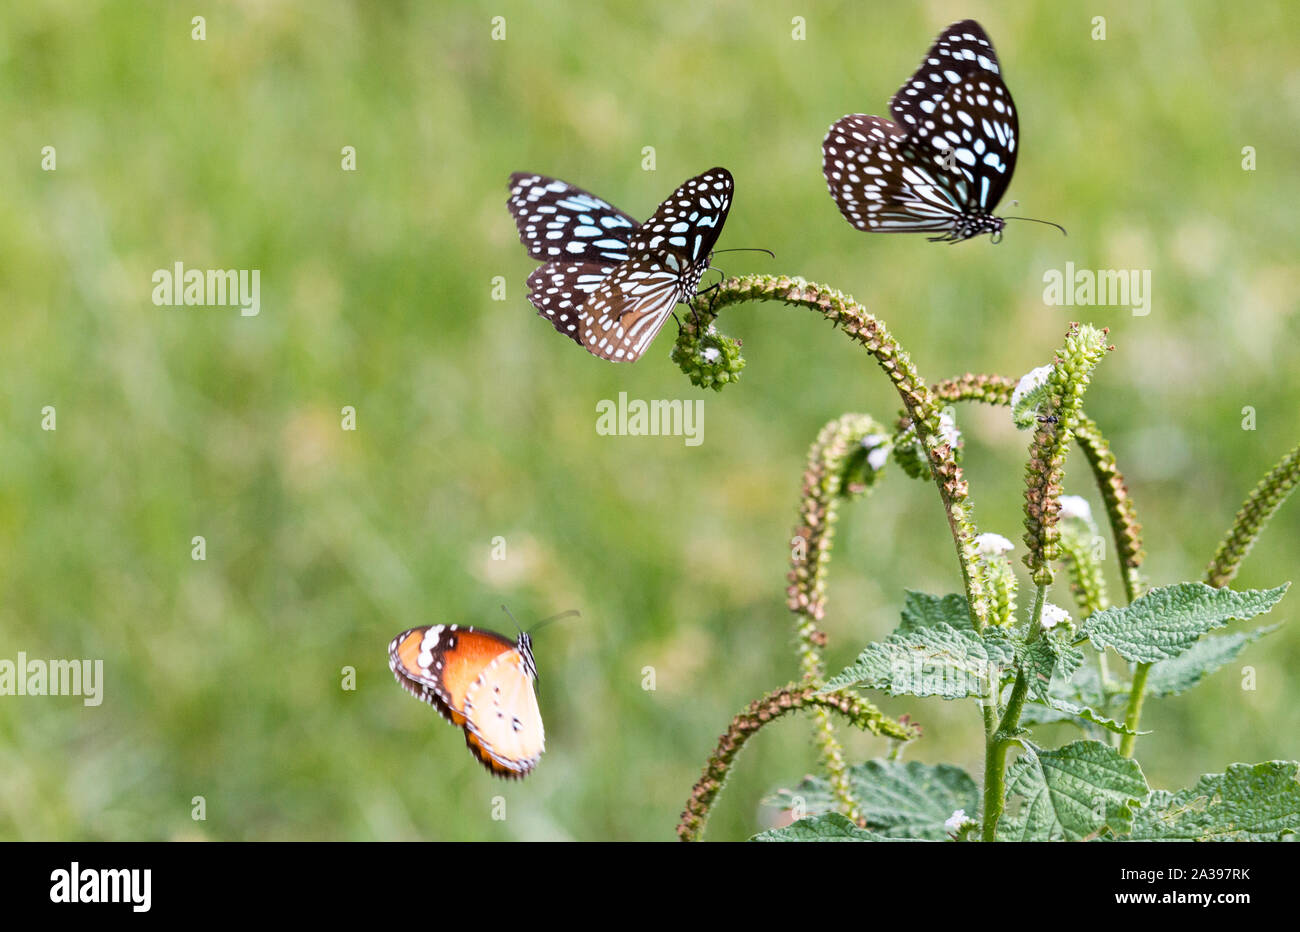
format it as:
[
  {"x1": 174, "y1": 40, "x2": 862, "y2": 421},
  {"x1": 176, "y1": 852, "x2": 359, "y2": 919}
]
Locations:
[
  {"x1": 711, "y1": 247, "x2": 776, "y2": 259},
  {"x1": 512, "y1": 606, "x2": 581, "y2": 636},
  {"x1": 1002, "y1": 216, "x2": 1068, "y2": 237}
]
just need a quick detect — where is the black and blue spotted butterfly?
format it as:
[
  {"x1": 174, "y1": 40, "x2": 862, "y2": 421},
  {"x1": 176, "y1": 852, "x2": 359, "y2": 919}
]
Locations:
[
  {"x1": 507, "y1": 168, "x2": 733, "y2": 361},
  {"x1": 823, "y1": 20, "x2": 1051, "y2": 243}
]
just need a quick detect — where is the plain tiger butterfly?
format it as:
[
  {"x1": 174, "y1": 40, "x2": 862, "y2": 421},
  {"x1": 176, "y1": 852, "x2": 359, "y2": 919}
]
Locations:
[
  {"x1": 506, "y1": 168, "x2": 734, "y2": 361},
  {"x1": 387, "y1": 609, "x2": 576, "y2": 778}
]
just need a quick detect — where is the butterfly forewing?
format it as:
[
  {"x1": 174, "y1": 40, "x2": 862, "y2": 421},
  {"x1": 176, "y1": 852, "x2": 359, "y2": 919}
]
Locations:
[
  {"x1": 889, "y1": 20, "x2": 1004, "y2": 131},
  {"x1": 629, "y1": 168, "x2": 733, "y2": 265},
  {"x1": 507, "y1": 173, "x2": 639, "y2": 263}
]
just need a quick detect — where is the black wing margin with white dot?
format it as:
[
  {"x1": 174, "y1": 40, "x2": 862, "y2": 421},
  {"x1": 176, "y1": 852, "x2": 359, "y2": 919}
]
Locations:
[
  {"x1": 506, "y1": 173, "x2": 640, "y2": 264},
  {"x1": 888, "y1": 20, "x2": 1004, "y2": 132}
]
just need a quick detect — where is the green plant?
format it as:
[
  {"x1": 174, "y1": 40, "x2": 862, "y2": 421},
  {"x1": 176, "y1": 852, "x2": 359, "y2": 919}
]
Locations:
[{"x1": 671, "y1": 275, "x2": 1299, "y2": 842}]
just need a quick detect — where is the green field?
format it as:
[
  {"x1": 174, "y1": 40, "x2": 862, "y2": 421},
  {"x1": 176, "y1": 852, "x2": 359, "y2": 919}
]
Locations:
[{"x1": 1, "y1": 0, "x2": 1296, "y2": 841}]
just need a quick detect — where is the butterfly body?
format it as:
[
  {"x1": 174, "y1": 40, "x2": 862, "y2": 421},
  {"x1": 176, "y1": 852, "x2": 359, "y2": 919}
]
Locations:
[
  {"x1": 822, "y1": 20, "x2": 1019, "y2": 243},
  {"x1": 508, "y1": 168, "x2": 733, "y2": 360},
  {"x1": 388, "y1": 624, "x2": 544, "y2": 778}
]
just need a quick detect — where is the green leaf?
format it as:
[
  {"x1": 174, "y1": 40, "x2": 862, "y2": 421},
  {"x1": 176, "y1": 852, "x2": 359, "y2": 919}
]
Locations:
[
  {"x1": 752, "y1": 812, "x2": 890, "y2": 842},
  {"x1": 766, "y1": 760, "x2": 979, "y2": 840},
  {"x1": 823, "y1": 623, "x2": 1015, "y2": 699},
  {"x1": 1081, "y1": 582, "x2": 1288, "y2": 663},
  {"x1": 1011, "y1": 365, "x2": 1053, "y2": 430},
  {"x1": 1127, "y1": 761, "x2": 1300, "y2": 841},
  {"x1": 1145, "y1": 625, "x2": 1279, "y2": 697},
  {"x1": 1019, "y1": 640, "x2": 1140, "y2": 734},
  {"x1": 1001, "y1": 740, "x2": 1148, "y2": 841},
  {"x1": 898, "y1": 590, "x2": 974, "y2": 633},
  {"x1": 1023, "y1": 638, "x2": 1084, "y2": 705}
]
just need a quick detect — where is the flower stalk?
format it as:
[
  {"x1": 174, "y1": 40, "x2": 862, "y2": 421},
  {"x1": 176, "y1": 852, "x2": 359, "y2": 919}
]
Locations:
[
  {"x1": 675, "y1": 684, "x2": 919, "y2": 842},
  {"x1": 787, "y1": 413, "x2": 890, "y2": 823}
]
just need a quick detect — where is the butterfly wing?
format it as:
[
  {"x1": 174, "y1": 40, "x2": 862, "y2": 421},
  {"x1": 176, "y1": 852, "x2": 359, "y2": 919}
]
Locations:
[
  {"x1": 389, "y1": 625, "x2": 465, "y2": 725},
  {"x1": 462, "y1": 648, "x2": 545, "y2": 778},
  {"x1": 507, "y1": 173, "x2": 639, "y2": 263},
  {"x1": 525, "y1": 260, "x2": 617, "y2": 343},
  {"x1": 889, "y1": 20, "x2": 1006, "y2": 132},
  {"x1": 901, "y1": 70, "x2": 1018, "y2": 216},
  {"x1": 823, "y1": 114, "x2": 968, "y2": 233},
  {"x1": 628, "y1": 167, "x2": 733, "y2": 267},
  {"x1": 571, "y1": 168, "x2": 733, "y2": 362},
  {"x1": 389, "y1": 625, "x2": 544, "y2": 778},
  {"x1": 576, "y1": 250, "x2": 694, "y2": 361}
]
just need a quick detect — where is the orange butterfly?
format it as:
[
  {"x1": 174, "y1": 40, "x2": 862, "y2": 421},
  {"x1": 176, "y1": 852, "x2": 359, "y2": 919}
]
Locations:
[{"x1": 387, "y1": 610, "x2": 575, "y2": 778}]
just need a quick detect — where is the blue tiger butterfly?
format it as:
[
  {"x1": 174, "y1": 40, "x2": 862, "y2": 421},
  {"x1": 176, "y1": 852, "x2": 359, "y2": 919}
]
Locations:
[
  {"x1": 822, "y1": 20, "x2": 1058, "y2": 243},
  {"x1": 507, "y1": 168, "x2": 733, "y2": 361}
]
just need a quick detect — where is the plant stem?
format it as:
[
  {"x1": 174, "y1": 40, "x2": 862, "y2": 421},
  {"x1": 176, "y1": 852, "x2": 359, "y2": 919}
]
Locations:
[
  {"x1": 981, "y1": 583, "x2": 1048, "y2": 841},
  {"x1": 1118, "y1": 662, "x2": 1150, "y2": 757},
  {"x1": 787, "y1": 414, "x2": 887, "y2": 823}
]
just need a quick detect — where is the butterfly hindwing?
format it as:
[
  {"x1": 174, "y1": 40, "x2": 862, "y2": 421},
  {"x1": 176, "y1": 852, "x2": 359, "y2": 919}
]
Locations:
[
  {"x1": 525, "y1": 260, "x2": 616, "y2": 344},
  {"x1": 823, "y1": 114, "x2": 963, "y2": 234},
  {"x1": 577, "y1": 250, "x2": 693, "y2": 362}
]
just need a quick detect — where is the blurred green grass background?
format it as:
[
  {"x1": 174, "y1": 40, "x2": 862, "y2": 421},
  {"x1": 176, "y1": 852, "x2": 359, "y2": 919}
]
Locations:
[{"x1": 0, "y1": 0, "x2": 1297, "y2": 841}]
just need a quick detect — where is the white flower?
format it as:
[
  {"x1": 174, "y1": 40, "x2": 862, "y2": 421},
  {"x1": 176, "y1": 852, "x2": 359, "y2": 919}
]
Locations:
[
  {"x1": 863, "y1": 434, "x2": 891, "y2": 472},
  {"x1": 975, "y1": 533, "x2": 1015, "y2": 556},
  {"x1": 1041, "y1": 602, "x2": 1072, "y2": 630},
  {"x1": 701, "y1": 346, "x2": 721, "y2": 363},
  {"x1": 937, "y1": 409, "x2": 961, "y2": 448},
  {"x1": 1058, "y1": 495, "x2": 1092, "y2": 523},
  {"x1": 1011, "y1": 365, "x2": 1054, "y2": 409},
  {"x1": 944, "y1": 809, "x2": 972, "y2": 832}
]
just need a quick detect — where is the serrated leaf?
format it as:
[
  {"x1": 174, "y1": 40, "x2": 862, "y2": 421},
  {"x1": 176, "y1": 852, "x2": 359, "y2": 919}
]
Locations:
[
  {"x1": 1002, "y1": 740, "x2": 1148, "y2": 841},
  {"x1": 1019, "y1": 640, "x2": 1139, "y2": 734},
  {"x1": 898, "y1": 590, "x2": 974, "y2": 633},
  {"x1": 766, "y1": 760, "x2": 979, "y2": 840},
  {"x1": 1081, "y1": 582, "x2": 1288, "y2": 663},
  {"x1": 1127, "y1": 761, "x2": 1300, "y2": 841},
  {"x1": 1145, "y1": 625, "x2": 1279, "y2": 697},
  {"x1": 752, "y1": 812, "x2": 890, "y2": 842},
  {"x1": 1023, "y1": 638, "x2": 1084, "y2": 705},
  {"x1": 823, "y1": 623, "x2": 1015, "y2": 699}
]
